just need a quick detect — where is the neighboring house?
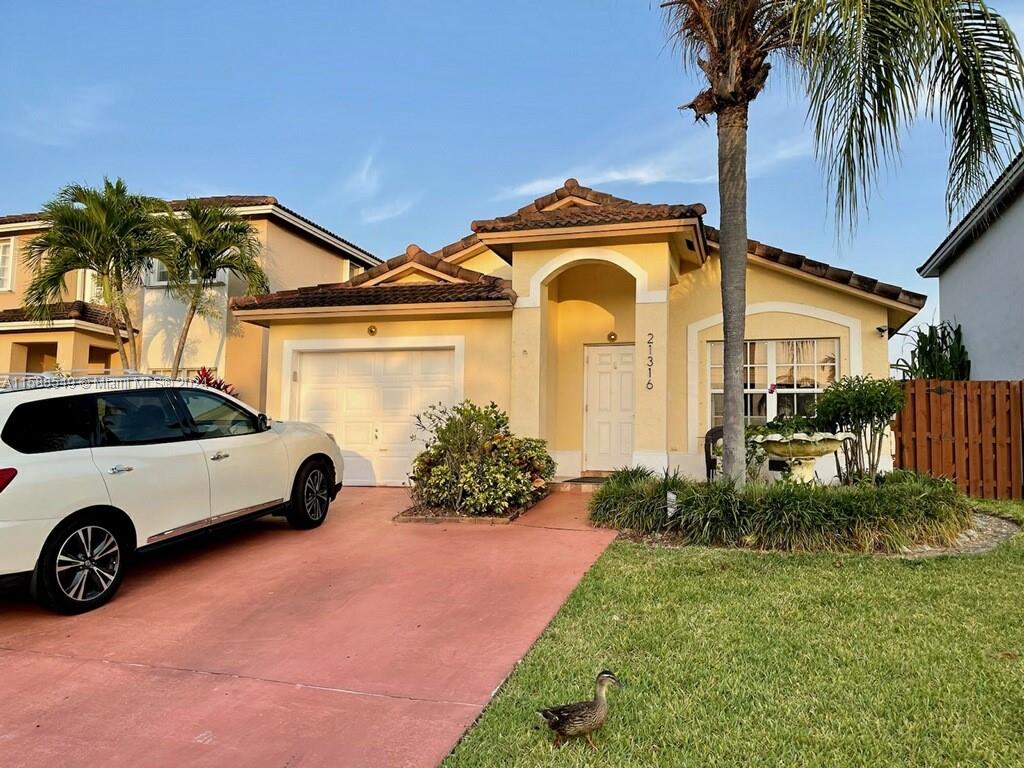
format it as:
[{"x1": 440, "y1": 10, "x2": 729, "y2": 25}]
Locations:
[
  {"x1": 139, "y1": 196, "x2": 377, "y2": 408},
  {"x1": 233, "y1": 179, "x2": 926, "y2": 485},
  {"x1": 0, "y1": 196, "x2": 378, "y2": 408},
  {"x1": 918, "y1": 152, "x2": 1024, "y2": 379},
  {"x1": 0, "y1": 215, "x2": 127, "y2": 375}
]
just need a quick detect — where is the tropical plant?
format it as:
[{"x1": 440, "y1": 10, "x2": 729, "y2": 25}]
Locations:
[
  {"x1": 813, "y1": 375, "x2": 906, "y2": 483},
  {"x1": 24, "y1": 178, "x2": 170, "y2": 370},
  {"x1": 409, "y1": 401, "x2": 556, "y2": 516},
  {"x1": 159, "y1": 199, "x2": 267, "y2": 379},
  {"x1": 192, "y1": 366, "x2": 239, "y2": 397},
  {"x1": 588, "y1": 467, "x2": 970, "y2": 552},
  {"x1": 662, "y1": 0, "x2": 1023, "y2": 486},
  {"x1": 894, "y1": 321, "x2": 972, "y2": 380}
]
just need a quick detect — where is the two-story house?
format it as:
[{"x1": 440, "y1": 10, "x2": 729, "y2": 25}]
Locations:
[{"x1": 0, "y1": 196, "x2": 378, "y2": 408}]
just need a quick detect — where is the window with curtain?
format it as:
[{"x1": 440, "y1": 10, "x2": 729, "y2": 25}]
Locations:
[{"x1": 709, "y1": 338, "x2": 839, "y2": 427}]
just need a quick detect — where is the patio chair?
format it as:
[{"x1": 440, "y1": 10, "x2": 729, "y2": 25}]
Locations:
[{"x1": 704, "y1": 425, "x2": 724, "y2": 481}]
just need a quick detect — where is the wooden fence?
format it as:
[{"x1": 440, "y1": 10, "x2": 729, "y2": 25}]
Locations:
[{"x1": 892, "y1": 379, "x2": 1024, "y2": 500}]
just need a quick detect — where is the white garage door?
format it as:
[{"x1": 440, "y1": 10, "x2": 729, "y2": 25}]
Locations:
[{"x1": 296, "y1": 348, "x2": 457, "y2": 486}]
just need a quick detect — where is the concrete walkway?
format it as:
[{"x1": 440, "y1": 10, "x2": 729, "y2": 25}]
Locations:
[{"x1": 0, "y1": 489, "x2": 614, "y2": 767}]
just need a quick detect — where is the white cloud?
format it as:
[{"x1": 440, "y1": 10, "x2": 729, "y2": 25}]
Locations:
[
  {"x1": 498, "y1": 131, "x2": 812, "y2": 201},
  {"x1": 6, "y1": 85, "x2": 119, "y2": 147},
  {"x1": 324, "y1": 147, "x2": 419, "y2": 224},
  {"x1": 360, "y1": 196, "x2": 417, "y2": 224},
  {"x1": 340, "y1": 151, "x2": 382, "y2": 201}
]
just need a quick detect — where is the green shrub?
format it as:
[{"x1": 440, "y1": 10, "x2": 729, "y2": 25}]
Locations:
[
  {"x1": 409, "y1": 401, "x2": 555, "y2": 516},
  {"x1": 894, "y1": 321, "x2": 971, "y2": 380},
  {"x1": 588, "y1": 467, "x2": 972, "y2": 553},
  {"x1": 814, "y1": 375, "x2": 906, "y2": 484}
]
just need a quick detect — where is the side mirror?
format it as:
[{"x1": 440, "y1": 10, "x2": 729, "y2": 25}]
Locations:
[{"x1": 257, "y1": 413, "x2": 270, "y2": 432}]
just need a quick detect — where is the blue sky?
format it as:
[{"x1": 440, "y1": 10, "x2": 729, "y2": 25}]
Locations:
[{"x1": 3, "y1": 1, "x2": 1022, "y2": 354}]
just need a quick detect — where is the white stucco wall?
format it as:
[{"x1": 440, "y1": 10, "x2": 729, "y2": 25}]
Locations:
[{"x1": 938, "y1": 194, "x2": 1024, "y2": 380}]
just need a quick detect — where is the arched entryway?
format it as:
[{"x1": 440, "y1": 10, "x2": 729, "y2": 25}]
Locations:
[{"x1": 540, "y1": 261, "x2": 637, "y2": 475}]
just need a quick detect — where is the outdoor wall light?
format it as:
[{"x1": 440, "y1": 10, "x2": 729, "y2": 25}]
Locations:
[
  {"x1": 367, "y1": 325, "x2": 378, "y2": 336},
  {"x1": 607, "y1": 331, "x2": 618, "y2": 342},
  {"x1": 875, "y1": 325, "x2": 890, "y2": 337}
]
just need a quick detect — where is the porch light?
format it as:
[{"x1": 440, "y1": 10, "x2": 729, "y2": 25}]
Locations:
[
  {"x1": 368, "y1": 325, "x2": 378, "y2": 336},
  {"x1": 607, "y1": 331, "x2": 618, "y2": 342}
]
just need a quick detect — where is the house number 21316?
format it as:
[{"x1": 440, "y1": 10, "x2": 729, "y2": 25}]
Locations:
[{"x1": 646, "y1": 332, "x2": 654, "y2": 390}]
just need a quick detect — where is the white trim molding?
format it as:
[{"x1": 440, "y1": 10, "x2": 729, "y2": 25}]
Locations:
[
  {"x1": 0, "y1": 319, "x2": 129, "y2": 338},
  {"x1": 553, "y1": 451, "x2": 582, "y2": 479},
  {"x1": 685, "y1": 302, "x2": 863, "y2": 453},
  {"x1": 517, "y1": 247, "x2": 667, "y2": 308},
  {"x1": 280, "y1": 335, "x2": 466, "y2": 420},
  {"x1": 632, "y1": 450, "x2": 670, "y2": 472}
]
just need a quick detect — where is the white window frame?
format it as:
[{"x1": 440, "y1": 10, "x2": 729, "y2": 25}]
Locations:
[
  {"x1": 146, "y1": 261, "x2": 225, "y2": 288},
  {"x1": 83, "y1": 269, "x2": 105, "y2": 303},
  {"x1": 0, "y1": 237, "x2": 15, "y2": 292},
  {"x1": 707, "y1": 337, "x2": 840, "y2": 428}
]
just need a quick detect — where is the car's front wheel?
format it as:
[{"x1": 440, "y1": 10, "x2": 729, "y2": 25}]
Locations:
[
  {"x1": 286, "y1": 459, "x2": 333, "y2": 529},
  {"x1": 33, "y1": 515, "x2": 128, "y2": 614}
]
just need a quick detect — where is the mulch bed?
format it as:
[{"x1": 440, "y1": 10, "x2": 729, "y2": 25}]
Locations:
[
  {"x1": 393, "y1": 490, "x2": 549, "y2": 525},
  {"x1": 897, "y1": 512, "x2": 1020, "y2": 559}
]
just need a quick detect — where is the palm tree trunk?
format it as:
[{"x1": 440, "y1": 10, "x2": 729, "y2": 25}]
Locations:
[
  {"x1": 170, "y1": 300, "x2": 198, "y2": 379},
  {"x1": 716, "y1": 102, "x2": 750, "y2": 486},
  {"x1": 120, "y1": 297, "x2": 139, "y2": 372},
  {"x1": 101, "y1": 275, "x2": 130, "y2": 371}
]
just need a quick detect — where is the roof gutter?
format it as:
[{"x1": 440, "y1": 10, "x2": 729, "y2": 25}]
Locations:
[{"x1": 918, "y1": 152, "x2": 1024, "y2": 278}]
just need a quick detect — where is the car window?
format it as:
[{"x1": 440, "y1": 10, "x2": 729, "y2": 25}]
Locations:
[
  {"x1": 96, "y1": 390, "x2": 188, "y2": 446},
  {"x1": 178, "y1": 389, "x2": 258, "y2": 438},
  {"x1": 1, "y1": 395, "x2": 96, "y2": 453}
]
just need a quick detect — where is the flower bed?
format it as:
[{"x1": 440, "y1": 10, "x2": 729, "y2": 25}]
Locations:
[{"x1": 588, "y1": 468, "x2": 973, "y2": 553}]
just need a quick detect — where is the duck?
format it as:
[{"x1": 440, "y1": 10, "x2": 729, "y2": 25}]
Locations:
[{"x1": 538, "y1": 670, "x2": 623, "y2": 749}]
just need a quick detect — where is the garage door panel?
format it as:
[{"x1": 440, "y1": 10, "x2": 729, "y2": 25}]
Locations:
[
  {"x1": 382, "y1": 351, "x2": 416, "y2": 376},
  {"x1": 339, "y1": 453, "x2": 375, "y2": 486},
  {"x1": 340, "y1": 352, "x2": 375, "y2": 378},
  {"x1": 342, "y1": 422, "x2": 374, "y2": 446},
  {"x1": 419, "y1": 386, "x2": 451, "y2": 410},
  {"x1": 381, "y1": 386, "x2": 413, "y2": 413},
  {"x1": 420, "y1": 352, "x2": 453, "y2": 377},
  {"x1": 343, "y1": 387, "x2": 377, "y2": 413},
  {"x1": 297, "y1": 348, "x2": 456, "y2": 486}
]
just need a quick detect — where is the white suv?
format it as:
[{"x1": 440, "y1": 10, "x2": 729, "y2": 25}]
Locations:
[{"x1": 0, "y1": 377, "x2": 344, "y2": 613}]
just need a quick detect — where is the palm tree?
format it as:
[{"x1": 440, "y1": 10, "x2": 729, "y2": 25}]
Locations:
[
  {"x1": 25, "y1": 179, "x2": 170, "y2": 370},
  {"x1": 662, "y1": 0, "x2": 1023, "y2": 484},
  {"x1": 159, "y1": 199, "x2": 268, "y2": 379}
]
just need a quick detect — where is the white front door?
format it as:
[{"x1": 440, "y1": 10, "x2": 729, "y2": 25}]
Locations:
[
  {"x1": 297, "y1": 348, "x2": 457, "y2": 486},
  {"x1": 584, "y1": 344, "x2": 635, "y2": 472}
]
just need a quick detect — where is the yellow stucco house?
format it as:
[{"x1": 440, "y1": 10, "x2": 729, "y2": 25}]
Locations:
[
  {"x1": 0, "y1": 196, "x2": 378, "y2": 405},
  {"x1": 234, "y1": 179, "x2": 925, "y2": 485}
]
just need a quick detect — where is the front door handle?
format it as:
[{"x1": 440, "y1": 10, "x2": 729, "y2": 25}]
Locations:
[
  {"x1": 210, "y1": 451, "x2": 230, "y2": 461},
  {"x1": 108, "y1": 464, "x2": 134, "y2": 474}
]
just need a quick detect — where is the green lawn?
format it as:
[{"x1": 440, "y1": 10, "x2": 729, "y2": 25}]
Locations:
[{"x1": 445, "y1": 500, "x2": 1024, "y2": 767}]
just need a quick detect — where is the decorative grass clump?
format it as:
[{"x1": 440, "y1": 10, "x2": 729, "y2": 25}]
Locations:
[{"x1": 588, "y1": 468, "x2": 972, "y2": 553}]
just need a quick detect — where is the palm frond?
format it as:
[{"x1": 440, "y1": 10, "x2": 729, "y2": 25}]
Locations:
[{"x1": 796, "y1": 0, "x2": 1024, "y2": 226}]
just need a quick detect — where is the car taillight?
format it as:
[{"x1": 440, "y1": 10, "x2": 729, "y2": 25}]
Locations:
[{"x1": 0, "y1": 468, "x2": 16, "y2": 493}]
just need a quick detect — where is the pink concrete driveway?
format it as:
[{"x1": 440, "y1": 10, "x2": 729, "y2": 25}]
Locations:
[{"x1": 0, "y1": 489, "x2": 614, "y2": 768}]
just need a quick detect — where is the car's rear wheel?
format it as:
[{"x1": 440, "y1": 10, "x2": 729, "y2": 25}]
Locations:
[
  {"x1": 33, "y1": 516, "x2": 128, "y2": 614},
  {"x1": 287, "y1": 459, "x2": 333, "y2": 529}
]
